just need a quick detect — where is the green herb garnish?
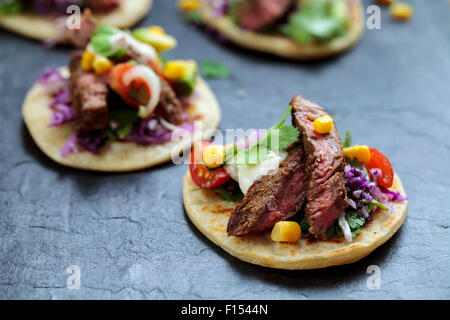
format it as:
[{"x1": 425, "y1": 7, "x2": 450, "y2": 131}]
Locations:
[
  {"x1": 214, "y1": 186, "x2": 244, "y2": 202},
  {"x1": 342, "y1": 130, "x2": 352, "y2": 148},
  {"x1": 361, "y1": 199, "x2": 389, "y2": 211},
  {"x1": 90, "y1": 24, "x2": 126, "y2": 58},
  {"x1": 234, "y1": 105, "x2": 299, "y2": 164},
  {"x1": 200, "y1": 60, "x2": 230, "y2": 79},
  {"x1": 280, "y1": 0, "x2": 348, "y2": 44}
]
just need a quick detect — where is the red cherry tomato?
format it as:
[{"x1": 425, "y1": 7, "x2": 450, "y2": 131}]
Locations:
[
  {"x1": 109, "y1": 63, "x2": 151, "y2": 107},
  {"x1": 189, "y1": 141, "x2": 230, "y2": 189},
  {"x1": 365, "y1": 147, "x2": 394, "y2": 189}
]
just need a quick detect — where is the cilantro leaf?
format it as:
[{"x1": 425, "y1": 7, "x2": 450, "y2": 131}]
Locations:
[
  {"x1": 280, "y1": 0, "x2": 347, "y2": 44},
  {"x1": 184, "y1": 10, "x2": 203, "y2": 24},
  {"x1": 345, "y1": 211, "x2": 366, "y2": 230},
  {"x1": 200, "y1": 61, "x2": 230, "y2": 79},
  {"x1": 90, "y1": 24, "x2": 126, "y2": 57},
  {"x1": 326, "y1": 224, "x2": 336, "y2": 238},
  {"x1": 214, "y1": 186, "x2": 244, "y2": 202},
  {"x1": 342, "y1": 130, "x2": 352, "y2": 148},
  {"x1": 361, "y1": 199, "x2": 389, "y2": 211},
  {"x1": 0, "y1": 0, "x2": 23, "y2": 13},
  {"x1": 299, "y1": 218, "x2": 310, "y2": 232},
  {"x1": 109, "y1": 108, "x2": 139, "y2": 139},
  {"x1": 228, "y1": 0, "x2": 243, "y2": 24},
  {"x1": 234, "y1": 105, "x2": 299, "y2": 164},
  {"x1": 335, "y1": 211, "x2": 365, "y2": 239}
]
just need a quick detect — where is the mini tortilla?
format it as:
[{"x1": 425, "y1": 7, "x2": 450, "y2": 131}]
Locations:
[
  {"x1": 199, "y1": 0, "x2": 364, "y2": 60},
  {"x1": 22, "y1": 67, "x2": 221, "y2": 172},
  {"x1": 183, "y1": 170, "x2": 408, "y2": 270},
  {"x1": 0, "y1": 0, "x2": 152, "y2": 42}
]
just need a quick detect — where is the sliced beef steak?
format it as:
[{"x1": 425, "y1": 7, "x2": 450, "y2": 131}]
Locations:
[
  {"x1": 155, "y1": 79, "x2": 184, "y2": 125},
  {"x1": 63, "y1": 9, "x2": 99, "y2": 48},
  {"x1": 84, "y1": 0, "x2": 119, "y2": 13},
  {"x1": 227, "y1": 143, "x2": 307, "y2": 237},
  {"x1": 236, "y1": 0, "x2": 294, "y2": 31},
  {"x1": 291, "y1": 95, "x2": 348, "y2": 240},
  {"x1": 69, "y1": 51, "x2": 109, "y2": 131}
]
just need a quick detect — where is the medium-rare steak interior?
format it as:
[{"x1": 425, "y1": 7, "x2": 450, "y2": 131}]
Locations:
[
  {"x1": 227, "y1": 142, "x2": 307, "y2": 236},
  {"x1": 236, "y1": 0, "x2": 295, "y2": 31},
  {"x1": 291, "y1": 95, "x2": 348, "y2": 240}
]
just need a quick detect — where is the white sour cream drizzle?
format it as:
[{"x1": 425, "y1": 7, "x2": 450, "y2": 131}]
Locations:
[
  {"x1": 122, "y1": 65, "x2": 161, "y2": 118},
  {"x1": 109, "y1": 32, "x2": 158, "y2": 64},
  {"x1": 225, "y1": 151, "x2": 287, "y2": 195}
]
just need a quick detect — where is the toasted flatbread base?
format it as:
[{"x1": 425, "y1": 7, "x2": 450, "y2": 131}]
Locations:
[
  {"x1": 0, "y1": 0, "x2": 152, "y2": 42},
  {"x1": 22, "y1": 67, "x2": 221, "y2": 172},
  {"x1": 183, "y1": 170, "x2": 408, "y2": 270},
  {"x1": 199, "y1": 0, "x2": 364, "y2": 60}
]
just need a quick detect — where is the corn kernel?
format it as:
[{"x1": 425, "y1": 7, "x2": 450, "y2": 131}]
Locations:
[
  {"x1": 202, "y1": 144, "x2": 225, "y2": 169},
  {"x1": 164, "y1": 61, "x2": 186, "y2": 80},
  {"x1": 148, "y1": 25, "x2": 165, "y2": 35},
  {"x1": 271, "y1": 221, "x2": 302, "y2": 243},
  {"x1": 178, "y1": 0, "x2": 200, "y2": 12},
  {"x1": 343, "y1": 145, "x2": 371, "y2": 164},
  {"x1": 93, "y1": 56, "x2": 114, "y2": 75},
  {"x1": 81, "y1": 50, "x2": 95, "y2": 70},
  {"x1": 164, "y1": 60, "x2": 196, "y2": 80},
  {"x1": 313, "y1": 115, "x2": 334, "y2": 134},
  {"x1": 390, "y1": 2, "x2": 414, "y2": 21}
]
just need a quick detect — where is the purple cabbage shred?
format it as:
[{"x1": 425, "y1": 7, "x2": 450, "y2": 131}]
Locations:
[{"x1": 59, "y1": 131, "x2": 79, "y2": 157}]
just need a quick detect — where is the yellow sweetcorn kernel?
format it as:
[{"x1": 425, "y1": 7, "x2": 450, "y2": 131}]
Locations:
[
  {"x1": 202, "y1": 144, "x2": 225, "y2": 169},
  {"x1": 81, "y1": 50, "x2": 95, "y2": 70},
  {"x1": 343, "y1": 145, "x2": 371, "y2": 164},
  {"x1": 390, "y1": 2, "x2": 414, "y2": 21},
  {"x1": 313, "y1": 115, "x2": 334, "y2": 134},
  {"x1": 178, "y1": 0, "x2": 200, "y2": 12},
  {"x1": 93, "y1": 56, "x2": 114, "y2": 75},
  {"x1": 164, "y1": 60, "x2": 196, "y2": 80},
  {"x1": 148, "y1": 25, "x2": 165, "y2": 35},
  {"x1": 164, "y1": 61, "x2": 186, "y2": 80},
  {"x1": 271, "y1": 221, "x2": 302, "y2": 243}
]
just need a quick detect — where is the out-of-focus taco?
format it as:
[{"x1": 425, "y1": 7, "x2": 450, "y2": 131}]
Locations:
[
  {"x1": 179, "y1": 0, "x2": 364, "y2": 60},
  {"x1": 22, "y1": 23, "x2": 221, "y2": 171},
  {"x1": 0, "y1": 0, "x2": 152, "y2": 45}
]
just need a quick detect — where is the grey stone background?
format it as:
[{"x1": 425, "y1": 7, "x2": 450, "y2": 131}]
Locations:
[{"x1": 0, "y1": 0, "x2": 449, "y2": 299}]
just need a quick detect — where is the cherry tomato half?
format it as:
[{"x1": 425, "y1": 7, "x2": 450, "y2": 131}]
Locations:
[
  {"x1": 189, "y1": 141, "x2": 230, "y2": 189},
  {"x1": 365, "y1": 147, "x2": 394, "y2": 189}
]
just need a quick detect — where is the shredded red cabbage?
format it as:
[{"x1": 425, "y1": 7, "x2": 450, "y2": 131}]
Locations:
[
  {"x1": 32, "y1": 0, "x2": 78, "y2": 15},
  {"x1": 38, "y1": 68, "x2": 76, "y2": 126},
  {"x1": 345, "y1": 163, "x2": 407, "y2": 217},
  {"x1": 207, "y1": 0, "x2": 229, "y2": 16},
  {"x1": 60, "y1": 131, "x2": 79, "y2": 156},
  {"x1": 124, "y1": 118, "x2": 194, "y2": 146},
  {"x1": 76, "y1": 129, "x2": 106, "y2": 155}
]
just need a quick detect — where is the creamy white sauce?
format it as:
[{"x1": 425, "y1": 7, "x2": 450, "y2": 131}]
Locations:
[
  {"x1": 122, "y1": 65, "x2": 161, "y2": 118},
  {"x1": 109, "y1": 32, "x2": 158, "y2": 64},
  {"x1": 225, "y1": 151, "x2": 287, "y2": 195}
]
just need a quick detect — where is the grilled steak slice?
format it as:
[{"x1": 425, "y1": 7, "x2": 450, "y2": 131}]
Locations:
[
  {"x1": 69, "y1": 51, "x2": 109, "y2": 131},
  {"x1": 63, "y1": 9, "x2": 99, "y2": 48},
  {"x1": 291, "y1": 95, "x2": 348, "y2": 240},
  {"x1": 236, "y1": 0, "x2": 294, "y2": 31},
  {"x1": 84, "y1": 0, "x2": 119, "y2": 13},
  {"x1": 155, "y1": 79, "x2": 184, "y2": 125},
  {"x1": 227, "y1": 143, "x2": 307, "y2": 237}
]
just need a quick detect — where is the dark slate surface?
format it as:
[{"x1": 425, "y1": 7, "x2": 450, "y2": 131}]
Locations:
[{"x1": 0, "y1": 0, "x2": 449, "y2": 300}]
